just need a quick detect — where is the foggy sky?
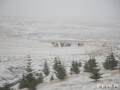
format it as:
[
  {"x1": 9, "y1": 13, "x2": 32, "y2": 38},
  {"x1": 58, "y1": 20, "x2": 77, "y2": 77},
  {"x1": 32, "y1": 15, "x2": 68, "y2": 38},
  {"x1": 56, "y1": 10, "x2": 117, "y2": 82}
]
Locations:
[{"x1": 0, "y1": 0, "x2": 120, "y2": 22}]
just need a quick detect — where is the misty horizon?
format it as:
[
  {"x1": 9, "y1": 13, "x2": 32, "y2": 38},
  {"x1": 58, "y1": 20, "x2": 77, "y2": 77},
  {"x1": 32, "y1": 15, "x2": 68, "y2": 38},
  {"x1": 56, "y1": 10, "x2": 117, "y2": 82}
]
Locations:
[{"x1": 0, "y1": 0, "x2": 120, "y2": 23}]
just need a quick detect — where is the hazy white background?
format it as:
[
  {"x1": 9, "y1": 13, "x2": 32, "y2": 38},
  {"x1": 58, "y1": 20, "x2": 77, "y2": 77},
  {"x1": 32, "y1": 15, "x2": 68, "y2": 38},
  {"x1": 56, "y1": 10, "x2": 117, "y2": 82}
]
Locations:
[{"x1": 0, "y1": 0, "x2": 120, "y2": 23}]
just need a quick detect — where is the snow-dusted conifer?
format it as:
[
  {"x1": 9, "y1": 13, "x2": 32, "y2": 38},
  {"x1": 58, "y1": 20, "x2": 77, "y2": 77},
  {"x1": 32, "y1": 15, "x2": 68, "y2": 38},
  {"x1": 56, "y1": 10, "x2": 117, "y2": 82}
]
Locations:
[
  {"x1": 103, "y1": 53, "x2": 118, "y2": 70},
  {"x1": 43, "y1": 60, "x2": 50, "y2": 76}
]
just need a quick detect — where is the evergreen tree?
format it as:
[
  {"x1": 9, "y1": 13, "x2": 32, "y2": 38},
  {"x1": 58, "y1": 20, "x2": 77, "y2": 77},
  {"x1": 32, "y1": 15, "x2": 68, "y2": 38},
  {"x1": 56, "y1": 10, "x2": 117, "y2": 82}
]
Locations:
[
  {"x1": 84, "y1": 62, "x2": 89, "y2": 72},
  {"x1": 26, "y1": 55, "x2": 32, "y2": 73},
  {"x1": 53, "y1": 57, "x2": 59, "y2": 71},
  {"x1": 19, "y1": 55, "x2": 43, "y2": 90},
  {"x1": 19, "y1": 55, "x2": 35, "y2": 90},
  {"x1": 50, "y1": 75, "x2": 54, "y2": 81},
  {"x1": 78, "y1": 61, "x2": 82, "y2": 67},
  {"x1": 55, "y1": 60, "x2": 67, "y2": 80},
  {"x1": 103, "y1": 53, "x2": 118, "y2": 70},
  {"x1": 89, "y1": 68, "x2": 102, "y2": 82},
  {"x1": 89, "y1": 58, "x2": 103, "y2": 82},
  {"x1": 88, "y1": 58, "x2": 97, "y2": 67},
  {"x1": 43, "y1": 60, "x2": 50, "y2": 76},
  {"x1": 84, "y1": 58, "x2": 97, "y2": 72},
  {"x1": 88, "y1": 58, "x2": 97, "y2": 72},
  {"x1": 71, "y1": 61, "x2": 80, "y2": 74}
]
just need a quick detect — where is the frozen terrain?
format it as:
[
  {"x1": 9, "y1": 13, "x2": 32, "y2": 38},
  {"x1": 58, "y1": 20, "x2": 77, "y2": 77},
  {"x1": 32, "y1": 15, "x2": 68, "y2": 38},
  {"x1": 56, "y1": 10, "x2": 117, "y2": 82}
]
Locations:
[{"x1": 0, "y1": 20, "x2": 120, "y2": 90}]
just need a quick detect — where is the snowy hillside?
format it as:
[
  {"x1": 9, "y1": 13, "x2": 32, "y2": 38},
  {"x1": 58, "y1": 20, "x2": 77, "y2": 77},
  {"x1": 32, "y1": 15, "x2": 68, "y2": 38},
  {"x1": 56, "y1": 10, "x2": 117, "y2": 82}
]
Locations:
[
  {"x1": 0, "y1": 20, "x2": 120, "y2": 90},
  {"x1": 0, "y1": 21, "x2": 120, "y2": 41}
]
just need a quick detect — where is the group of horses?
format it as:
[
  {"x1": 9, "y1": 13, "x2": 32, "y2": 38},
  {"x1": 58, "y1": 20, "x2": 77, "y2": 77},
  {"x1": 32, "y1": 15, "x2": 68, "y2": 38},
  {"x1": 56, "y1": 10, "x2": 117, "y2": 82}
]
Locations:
[{"x1": 52, "y1": 42, "x2": 84, "y2": 47}]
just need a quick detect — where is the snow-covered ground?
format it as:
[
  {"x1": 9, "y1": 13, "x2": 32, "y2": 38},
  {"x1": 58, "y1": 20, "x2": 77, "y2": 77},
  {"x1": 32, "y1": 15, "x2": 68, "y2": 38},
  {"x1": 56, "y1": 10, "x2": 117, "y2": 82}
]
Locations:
[{"x1": 0, "y1": 21, "x2": 120, "y2": 90}]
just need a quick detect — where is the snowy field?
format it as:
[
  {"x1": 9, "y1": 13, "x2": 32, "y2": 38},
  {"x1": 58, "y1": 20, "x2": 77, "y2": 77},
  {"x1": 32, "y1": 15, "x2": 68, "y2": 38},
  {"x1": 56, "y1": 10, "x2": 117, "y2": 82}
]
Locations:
[{"x1": 0, "y1": 21, "x2": 120, "y2": 90}]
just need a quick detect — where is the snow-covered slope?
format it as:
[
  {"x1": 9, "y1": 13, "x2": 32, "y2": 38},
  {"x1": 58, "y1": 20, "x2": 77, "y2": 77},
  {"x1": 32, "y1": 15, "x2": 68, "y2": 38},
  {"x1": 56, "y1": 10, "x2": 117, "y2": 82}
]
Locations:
[
  {"x1": 0, "y1": 21, "x2": 120, "y2": 41},
  {"x1": 0, "y1": 20, "x2": 120, "y2": 90}
]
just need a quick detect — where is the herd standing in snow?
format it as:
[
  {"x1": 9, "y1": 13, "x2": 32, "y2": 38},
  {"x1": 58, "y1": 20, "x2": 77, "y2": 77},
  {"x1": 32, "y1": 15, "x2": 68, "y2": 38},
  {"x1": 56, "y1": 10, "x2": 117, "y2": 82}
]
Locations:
[{"x1": 52, "y1": 42, "x2": 84, "y2": 47}]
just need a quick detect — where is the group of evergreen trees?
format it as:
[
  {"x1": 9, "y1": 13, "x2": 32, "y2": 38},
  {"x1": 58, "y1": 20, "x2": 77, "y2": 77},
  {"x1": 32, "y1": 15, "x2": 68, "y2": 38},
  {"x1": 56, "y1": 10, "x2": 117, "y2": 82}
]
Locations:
[
  {"x1": 3, "y1": 52, "x2": 118, "y2": 90},
  {"x1": 83, "y1": 53, "x2": 118, "y2": 82},
  {"x1": 19, "y1": 56, "x2": 68, "y2": 90}
]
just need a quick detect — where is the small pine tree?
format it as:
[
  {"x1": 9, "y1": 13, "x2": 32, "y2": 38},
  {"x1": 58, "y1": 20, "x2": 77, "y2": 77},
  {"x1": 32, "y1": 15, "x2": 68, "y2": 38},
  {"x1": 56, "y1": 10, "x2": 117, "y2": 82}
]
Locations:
[
  {"x1": 55, "y1": 60, "x2": 67, "y2": 80},
  {"x1": 19, "y1": 55, "x2": 43, "y2": 90},
  {"x1": 78, "y1": 61, "x2": 82, "y2": 67},
  {"x1": 89, "y1": 59, "x2": 103, "y2": 82},
  {"x1": 43, "y1": 60, "x2": 50, "y2": 76},
  {"x1": 89, "y1": 58, "x2": 98, "y2": 72},
  {"x1": 103, "y1": 53, "x2": 118, "y2": 70},
  {"x1": 89, "y1": 68, "x2": 102, "y2": 82},
  {"x1": 50, "y1": 75, "x2": 54, "y2": 81},
  {"x1": 26, "y1": 55, "x2": 32, "y2": 73},
  {"x1": 71, "y1": 61, "x2": 80, "y2": 74},
  {"x1": 19, "y1": 55, "x2": 35, "y2": 90},
  {"x1": 53, "y1": 57, "x2": 59, "y2": 71},
  {"x1": 84, "y1": 58, "x2": 97, "y2": 72}
]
